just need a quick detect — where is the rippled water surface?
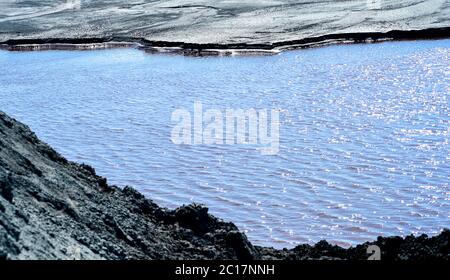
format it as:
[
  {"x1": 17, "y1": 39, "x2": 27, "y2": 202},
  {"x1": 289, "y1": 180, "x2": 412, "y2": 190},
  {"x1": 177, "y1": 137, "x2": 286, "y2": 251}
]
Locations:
[{"x1": 0, "y1": 40, "x2": 449, "y2": 248}]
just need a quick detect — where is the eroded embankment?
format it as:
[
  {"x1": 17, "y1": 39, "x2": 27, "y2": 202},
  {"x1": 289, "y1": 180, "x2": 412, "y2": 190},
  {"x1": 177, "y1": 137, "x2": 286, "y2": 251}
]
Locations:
[
  {"x1": 0, "y1": 112, "x2": 449, "y2": 260},
  {"x1": 1, "y1": 27, "x2": 450, "y2": 56}
]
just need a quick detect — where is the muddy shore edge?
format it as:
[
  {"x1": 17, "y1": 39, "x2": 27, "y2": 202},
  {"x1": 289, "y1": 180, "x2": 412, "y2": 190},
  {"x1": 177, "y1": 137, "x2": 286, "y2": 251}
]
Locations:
[
  {"x1": 0, "y1": 112, "x2": 448, "y2": 260},
  {"x1": 1, "y1": 27, "x2": 450, "y2": 55}
]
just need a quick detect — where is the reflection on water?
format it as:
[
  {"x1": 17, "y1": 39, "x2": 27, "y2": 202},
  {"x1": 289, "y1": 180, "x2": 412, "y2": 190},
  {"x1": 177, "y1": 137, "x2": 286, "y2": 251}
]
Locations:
[{"x1": 0, "y1": 39, "x2": 449, "y2": 248}]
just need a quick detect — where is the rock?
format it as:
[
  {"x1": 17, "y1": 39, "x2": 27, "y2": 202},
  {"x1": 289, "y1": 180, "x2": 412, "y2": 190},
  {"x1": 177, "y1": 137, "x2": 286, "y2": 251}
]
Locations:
[
  {"x1": 80, "y1": 164, "x2": 96, "y2": 176},
  {"x1": 225, "y1": 231, "x2": 257, "y2": 260},
  {"x1": 173, "y1": 204, "x2": 218, "y2": 235},
  {"x1": 0, "y1": 175, "x2": 14, "y2": 203}
]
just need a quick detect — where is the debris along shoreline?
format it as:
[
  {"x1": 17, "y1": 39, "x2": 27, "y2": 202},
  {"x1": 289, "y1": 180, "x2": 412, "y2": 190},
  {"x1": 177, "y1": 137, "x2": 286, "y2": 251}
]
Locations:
[
  {"x1": 1, "y1": 27, "x2": 450, "y2": 56},
  {"x1": 0, "y1": 111, "x2": 449, "y2": 260}
]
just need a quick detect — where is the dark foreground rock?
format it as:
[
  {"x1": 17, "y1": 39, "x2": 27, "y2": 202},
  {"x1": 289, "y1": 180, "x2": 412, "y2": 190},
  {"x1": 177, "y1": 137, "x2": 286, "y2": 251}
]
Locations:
[
  {"x1": 0, "y1": 1, "x2": 449, "y2": 54},
  {"x1": 0, "y1": 111, "x2": 448, "y2": 260}
]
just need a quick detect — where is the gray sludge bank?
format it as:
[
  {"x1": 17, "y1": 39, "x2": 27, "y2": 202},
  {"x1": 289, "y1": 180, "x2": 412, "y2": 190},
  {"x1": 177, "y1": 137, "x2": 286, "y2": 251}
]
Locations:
[
  {"x1": 0, "y1": 112, "x2": 449, "y2": 260},
  {"x1": 0, "y1": 0, "x2": 449, "y2": 55}
]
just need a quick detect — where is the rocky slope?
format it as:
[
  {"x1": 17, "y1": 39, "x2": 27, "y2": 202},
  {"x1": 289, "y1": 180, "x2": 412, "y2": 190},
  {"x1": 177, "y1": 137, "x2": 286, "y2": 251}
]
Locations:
[
  {"x1": 0, "y1": 111, "x2": 449, "y2": 260},
  {"x1": 0, "y1": 0, "x2": 449, "y2": 53}
]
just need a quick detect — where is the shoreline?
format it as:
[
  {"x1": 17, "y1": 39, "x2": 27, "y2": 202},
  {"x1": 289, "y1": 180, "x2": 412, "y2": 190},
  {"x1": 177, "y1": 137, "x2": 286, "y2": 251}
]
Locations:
[
  {"x1": 1, "y1": 111, "x2": 449, "y2": 260},
  {"x1": 1, "y1": 27, "x2": 449, "y2": 56}
]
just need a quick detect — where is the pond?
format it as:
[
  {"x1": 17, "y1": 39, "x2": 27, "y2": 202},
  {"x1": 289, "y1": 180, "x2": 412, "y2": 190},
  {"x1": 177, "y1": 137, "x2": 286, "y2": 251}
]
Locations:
[{"x1": 0, "y1": 39, "x2": 449, "y2": 248}]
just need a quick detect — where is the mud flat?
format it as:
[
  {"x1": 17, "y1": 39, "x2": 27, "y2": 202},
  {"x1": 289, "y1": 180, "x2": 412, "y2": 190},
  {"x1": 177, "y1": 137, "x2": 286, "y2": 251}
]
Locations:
[
  {"x1": 0, "y1": 0, "x2": 449, "y2": 54},
  {"x1": 0, "y1": 112, "x2": 449, "y2": 260}
]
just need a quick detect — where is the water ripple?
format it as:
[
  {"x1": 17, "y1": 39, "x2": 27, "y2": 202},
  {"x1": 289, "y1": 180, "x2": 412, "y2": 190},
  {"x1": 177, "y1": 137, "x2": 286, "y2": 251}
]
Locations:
[{"x1": 0, "y1": 40, "x2": 449, "y2": 248}]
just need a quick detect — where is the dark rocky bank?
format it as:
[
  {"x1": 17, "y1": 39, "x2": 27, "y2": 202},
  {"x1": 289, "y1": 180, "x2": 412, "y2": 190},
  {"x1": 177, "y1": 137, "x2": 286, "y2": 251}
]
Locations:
[{"x1": 0, "y1": 111, "x2": 449, "y2": 260}]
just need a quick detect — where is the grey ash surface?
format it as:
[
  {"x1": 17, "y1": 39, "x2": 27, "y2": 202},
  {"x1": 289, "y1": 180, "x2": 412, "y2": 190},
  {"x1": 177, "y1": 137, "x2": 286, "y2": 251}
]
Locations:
[
  {"x1": 0, "y1": 0, "x2": 449, "y2": 49},
  {"x1": 0, "y1": 111, "x2": 449, "y2": 260}
]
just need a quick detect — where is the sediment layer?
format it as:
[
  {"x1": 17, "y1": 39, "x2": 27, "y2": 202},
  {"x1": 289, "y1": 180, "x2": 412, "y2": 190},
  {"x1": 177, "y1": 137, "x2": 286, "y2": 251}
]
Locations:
[{"x1": 0, "y1": 0, "x2": 449, "y2": 54}]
